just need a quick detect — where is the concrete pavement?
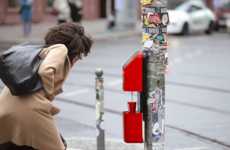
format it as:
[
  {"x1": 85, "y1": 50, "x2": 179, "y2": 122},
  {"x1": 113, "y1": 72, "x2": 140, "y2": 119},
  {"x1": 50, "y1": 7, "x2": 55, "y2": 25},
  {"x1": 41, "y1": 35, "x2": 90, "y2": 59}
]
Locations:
[
  {"x1": 0, "y1": 19, "x2": 140, "y2": 44},
  {"x1": 66, "y1": 137, "x2": 143, "y2": 150},
  {"x1": 1, "y1": 33, "x2": 230, "y2": 150},
  {"x1": 57, "y1": 33, "x2": 230, "y2": 150},
  {"x1": 1, "y1": 20, "x2": 230, "y2": 150}
]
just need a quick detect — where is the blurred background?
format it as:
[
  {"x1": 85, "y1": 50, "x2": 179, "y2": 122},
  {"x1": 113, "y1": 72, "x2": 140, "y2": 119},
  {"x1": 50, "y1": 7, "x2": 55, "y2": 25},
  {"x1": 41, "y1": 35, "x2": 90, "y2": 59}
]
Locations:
[
  {"x1": 0, "y1": 0, "x2": 230, "y2": 150},
  {"x1": 0, "y1": 0, "x2": 229, "y2": 42}
]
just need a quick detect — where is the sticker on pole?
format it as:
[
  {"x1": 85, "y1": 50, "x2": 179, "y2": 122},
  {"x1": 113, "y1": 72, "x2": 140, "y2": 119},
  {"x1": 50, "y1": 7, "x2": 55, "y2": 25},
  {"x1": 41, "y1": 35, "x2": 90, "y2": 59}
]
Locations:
[{"x1": 141, "y1": 0, "x2": 154, "y2": 6}]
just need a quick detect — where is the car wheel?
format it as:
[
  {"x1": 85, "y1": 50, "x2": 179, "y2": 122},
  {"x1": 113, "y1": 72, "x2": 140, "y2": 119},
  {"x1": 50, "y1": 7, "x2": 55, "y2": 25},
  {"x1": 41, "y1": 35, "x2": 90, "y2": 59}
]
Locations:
[
  {"x1": 181, "y1": 22, "x2": 189, "y2": 35},
  {"x1": 214, "y1": 22, "x2": 220, "y2": 31},
  {"x1": 205, "y1": 21, "x2": 214, "y2": 34}
]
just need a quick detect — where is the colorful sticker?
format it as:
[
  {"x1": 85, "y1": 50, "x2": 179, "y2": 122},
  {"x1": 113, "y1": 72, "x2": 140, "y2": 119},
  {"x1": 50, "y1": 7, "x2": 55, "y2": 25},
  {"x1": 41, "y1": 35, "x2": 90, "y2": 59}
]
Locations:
[
  {"x1": 142, "y1": 7, "x2": 169, "y2": 29},
  {"x1": 144, "y1": 40, "x2": 154, "y2": 49},
  {"x1": 143, "y1": 7, "x2": 167, "y2": 14},
  {"x1": 142, "y1": 33, "x2": 168, "y2": 51},
  {"x1": 161, "y1": 13, "x2": 169, "y2": 26},
  {"x1": 143, "y1": 13, "x2": 169, "y2": 28},
  {"x1": 144, "y1": 27, "x2": 162, "y2": 34},
  {"x1": 143, "y1": 14, "x2": 153, "y2": 28},
  {"x1": 142, "y1": 32, "x2": 151, "y2": 43},
  {"x1": 152, "y1": 97, "x2": 157, "y2": 112},
  {"x1": 141, "y1": 0, "x2": 154, "y2": 6},
  {"x1": 153, "y1": 34, "x2": 164, "y2": 45},
  {"x1": 152, "y1": 122, "x2": 161, "y2": 141},
  {"x1": 151, "y1": 85, "x2": 164, "y2": 142},
  {"x1": 148, "y1": 13, "x2": 161, "y2": 24},
  {"x1": 143, "y1": 12, "x2": 161, "y2": 28},
  {"x1": 151, "y1": 33, "x2": 167, "y2": 48}
]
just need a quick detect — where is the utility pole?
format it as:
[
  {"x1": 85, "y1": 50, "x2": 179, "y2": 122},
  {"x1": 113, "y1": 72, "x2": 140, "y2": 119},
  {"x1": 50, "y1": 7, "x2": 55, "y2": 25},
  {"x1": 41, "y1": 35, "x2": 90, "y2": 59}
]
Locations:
[{"x1": 140, "y1": 0, "x2": 168, "y2": 150}]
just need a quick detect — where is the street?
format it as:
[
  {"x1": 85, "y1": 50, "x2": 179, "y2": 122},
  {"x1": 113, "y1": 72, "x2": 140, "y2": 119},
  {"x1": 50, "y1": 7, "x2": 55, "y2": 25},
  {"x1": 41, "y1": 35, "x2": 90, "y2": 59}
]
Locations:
[{"x1": 0, "y1": 33, "x2": 230, "y2": 150}]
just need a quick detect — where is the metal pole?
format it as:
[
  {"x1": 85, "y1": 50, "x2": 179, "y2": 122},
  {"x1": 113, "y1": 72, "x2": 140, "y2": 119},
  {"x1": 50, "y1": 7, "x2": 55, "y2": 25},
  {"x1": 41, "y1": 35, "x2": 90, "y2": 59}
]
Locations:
[
  {"x1": 143, "y1": 50, "x2": 153, "y2": 150},
  {"x1": 116, "y1": 0, "x2": 138, "y2": 29},
  {"x1": 95, "y1": 68, "x2": 105, "y2": 150},
  {"x1": 140, "y1": 0, "x2": 168, "y2": 150}
]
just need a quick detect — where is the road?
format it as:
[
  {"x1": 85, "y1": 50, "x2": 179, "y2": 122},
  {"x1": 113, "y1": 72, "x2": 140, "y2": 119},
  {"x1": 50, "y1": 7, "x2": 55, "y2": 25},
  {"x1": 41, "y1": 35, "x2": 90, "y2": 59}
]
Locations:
[{"x1": 0, "y1": 33, "x2": 230, "y2": 150}]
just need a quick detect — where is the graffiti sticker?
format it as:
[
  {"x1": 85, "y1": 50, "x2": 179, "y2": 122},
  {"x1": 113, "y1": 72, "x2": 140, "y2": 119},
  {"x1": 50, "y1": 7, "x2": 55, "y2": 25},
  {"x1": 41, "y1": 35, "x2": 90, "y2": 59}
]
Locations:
[{"x1": 141, "y1": 0, "x2": 154, "y2": 6}]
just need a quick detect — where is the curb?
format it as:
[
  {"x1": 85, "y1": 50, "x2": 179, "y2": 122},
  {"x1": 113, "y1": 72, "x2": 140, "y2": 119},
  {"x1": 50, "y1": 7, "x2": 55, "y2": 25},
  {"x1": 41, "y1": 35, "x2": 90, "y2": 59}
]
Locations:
[{"x1": 0, "y1": 30, "x2": 141, "y2": 45}]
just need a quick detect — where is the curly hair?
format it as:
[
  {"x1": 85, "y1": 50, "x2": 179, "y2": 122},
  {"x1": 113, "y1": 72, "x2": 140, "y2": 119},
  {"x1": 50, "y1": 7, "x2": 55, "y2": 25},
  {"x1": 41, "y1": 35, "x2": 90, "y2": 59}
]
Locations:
[{"x1": 44, "y1": 22, "x2": 93, "y2": 62}]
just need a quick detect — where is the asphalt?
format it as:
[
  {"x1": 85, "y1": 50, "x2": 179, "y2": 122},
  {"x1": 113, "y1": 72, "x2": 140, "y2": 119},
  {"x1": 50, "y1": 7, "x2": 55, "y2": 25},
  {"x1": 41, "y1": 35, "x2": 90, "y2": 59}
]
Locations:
[{"x1": 1, "y1": 20, "x2": 230, "y2": 150}]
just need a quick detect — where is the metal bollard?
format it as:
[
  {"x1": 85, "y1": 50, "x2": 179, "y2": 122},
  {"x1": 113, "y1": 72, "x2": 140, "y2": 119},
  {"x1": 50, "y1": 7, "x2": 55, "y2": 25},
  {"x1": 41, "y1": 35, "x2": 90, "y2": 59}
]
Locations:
[{"x1": 95, "y1": 68, "x2": 105, "y2": 150}]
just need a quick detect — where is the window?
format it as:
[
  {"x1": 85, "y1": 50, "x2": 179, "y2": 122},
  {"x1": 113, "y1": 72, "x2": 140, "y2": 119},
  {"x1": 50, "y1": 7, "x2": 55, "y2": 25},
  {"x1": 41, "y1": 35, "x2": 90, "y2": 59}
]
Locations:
[
  {"x1": 8, "y1": 0, "x2": 18, "y2": 8},
  {"x1": 222, "y1": 2, "x2": 230, "y2": 9},
  {"x1": 47, "y1": 0, "x2": 54, "y2": 7},
  {"x1": 167, "y1": 0, "x2": 185, "y2": 10},
  {"x1": 187, "y1": 5, "x2": 203, "y2": 13}
]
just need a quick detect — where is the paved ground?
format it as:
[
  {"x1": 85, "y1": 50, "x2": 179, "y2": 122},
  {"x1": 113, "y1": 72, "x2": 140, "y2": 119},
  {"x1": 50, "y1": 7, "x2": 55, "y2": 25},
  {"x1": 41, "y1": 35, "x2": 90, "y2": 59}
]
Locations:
[
  {"x1": 0, "y1": 28, "x2": 230, "y2": 149},
  {"x1": 0, "y1": 19, "x2": 140, "y2": 44},
  {"x1": 53, "y1": 32, "x2": 230, "y2": 150}
]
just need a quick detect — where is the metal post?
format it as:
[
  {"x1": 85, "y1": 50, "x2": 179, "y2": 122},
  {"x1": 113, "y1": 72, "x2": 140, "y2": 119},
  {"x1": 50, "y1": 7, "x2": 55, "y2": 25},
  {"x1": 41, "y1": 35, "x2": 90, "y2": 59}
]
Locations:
[
  {"x1": 95, "y1": 68, "x2": 105, "y2": 150},
  {"x1": 116, "y1": 0, "x2": 138, "y2": 29},
  {"x1": 140, "y1": 0, "x2": 168, "y2": 150}
]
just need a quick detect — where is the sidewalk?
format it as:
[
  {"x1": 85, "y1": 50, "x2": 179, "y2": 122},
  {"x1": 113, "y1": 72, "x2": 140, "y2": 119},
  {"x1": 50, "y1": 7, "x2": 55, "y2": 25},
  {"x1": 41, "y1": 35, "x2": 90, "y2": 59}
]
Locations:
[
  {"x1": 66, "y1": 137, "x2": 143, "y2": 150},
  {"x1": 0, "y1": 19, "x2": 140, "y2": 44}
]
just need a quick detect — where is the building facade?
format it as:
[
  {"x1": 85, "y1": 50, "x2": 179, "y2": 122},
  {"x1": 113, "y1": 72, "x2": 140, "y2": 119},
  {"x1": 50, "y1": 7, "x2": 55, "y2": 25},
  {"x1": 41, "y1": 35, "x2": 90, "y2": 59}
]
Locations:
[
  {"x1": 0, "y1": 0, "x2": 116, "y2": 24},
  {"x1": 0, "y1": 0, "x2": 47, "y2": 24}
]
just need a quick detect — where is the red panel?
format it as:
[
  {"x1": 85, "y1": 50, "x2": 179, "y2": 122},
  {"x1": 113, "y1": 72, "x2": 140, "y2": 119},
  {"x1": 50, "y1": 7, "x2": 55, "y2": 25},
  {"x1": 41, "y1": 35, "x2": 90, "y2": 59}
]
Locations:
[
  {"x1": 123, "y1": 102, "x2": 143, "y2": 143},
  {"x1": 123, "y1": 51, "x2": 143, "y2": 92}
]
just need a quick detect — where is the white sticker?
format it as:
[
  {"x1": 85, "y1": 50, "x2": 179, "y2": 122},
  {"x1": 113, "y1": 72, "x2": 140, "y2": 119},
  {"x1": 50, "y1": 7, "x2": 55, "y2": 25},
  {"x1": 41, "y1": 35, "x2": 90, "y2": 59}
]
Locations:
[{"x1": 144, "y1": 40, "x2": 154, "y2": 49}]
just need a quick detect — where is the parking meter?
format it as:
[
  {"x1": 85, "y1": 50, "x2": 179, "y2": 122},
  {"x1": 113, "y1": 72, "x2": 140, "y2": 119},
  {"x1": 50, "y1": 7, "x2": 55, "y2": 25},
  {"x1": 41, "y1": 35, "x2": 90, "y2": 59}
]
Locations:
[
  {"x1": 123, "y1": 101, "x2": 143, "y2": 143},
  {"x1": 122, "y1": 50, "x2": 144, "y2": 143},
  {"x1": 123, "y1": 51, "x2": 143, "y2": 92}
]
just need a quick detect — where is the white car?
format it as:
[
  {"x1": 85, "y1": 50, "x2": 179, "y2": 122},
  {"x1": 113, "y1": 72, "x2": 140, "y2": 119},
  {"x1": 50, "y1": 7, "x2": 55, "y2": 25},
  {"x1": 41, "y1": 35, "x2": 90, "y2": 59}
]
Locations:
[{"x1": 168, "y1": 0, "x2": 216, "y2": 35}]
